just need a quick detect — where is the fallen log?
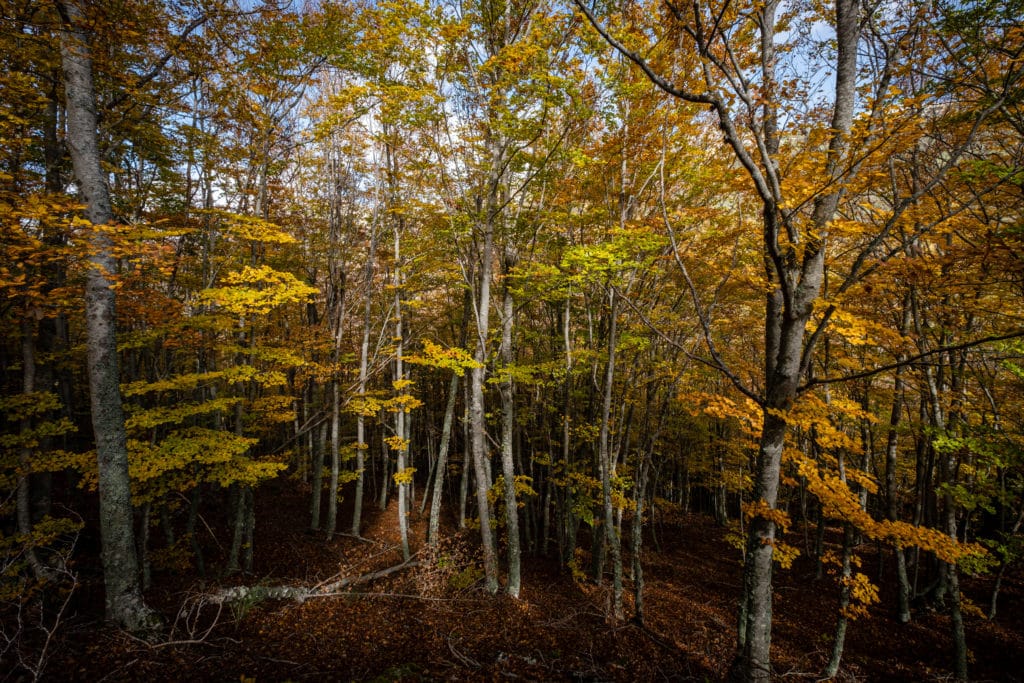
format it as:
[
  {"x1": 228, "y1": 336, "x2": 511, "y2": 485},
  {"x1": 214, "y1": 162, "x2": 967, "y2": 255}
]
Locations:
[{"x1": 208, "y1": 559, "x2": 422, "y2": 605}]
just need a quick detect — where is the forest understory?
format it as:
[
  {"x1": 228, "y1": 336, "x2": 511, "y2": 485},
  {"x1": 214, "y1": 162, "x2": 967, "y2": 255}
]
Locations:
[{"x1": 17, "y1": 476, "x2": 1021, "y2": 682}]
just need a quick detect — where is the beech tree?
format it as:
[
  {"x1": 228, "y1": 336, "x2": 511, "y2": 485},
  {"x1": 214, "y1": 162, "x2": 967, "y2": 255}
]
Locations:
[
  {"x1": 56, "y1": 0, "x2": 161, "y2": 631},
  {"x1": 573, "y1": 0, "x2": 1024, "y2": 679},
  {"x1": 5, "y1": 1, "x2": 1024, "y2": 678}
]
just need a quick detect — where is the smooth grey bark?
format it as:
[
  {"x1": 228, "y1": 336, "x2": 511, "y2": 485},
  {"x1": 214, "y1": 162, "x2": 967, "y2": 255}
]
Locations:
[
  {"x1": 467, "y1": 136, "x2": 503, "y2": 594},
  {"x1": 913, "y1": 284, "x2": 969, "y2": 680},
  {"x1": 736, "y1": 0, "x2": 858, "y2": 677},
  {"x1": 58, "y1": 0, "x2": 160, "y2": 631},
  {"x1": 427, "y1": 285, "x2": 472, "y2": 544},
  {"x1": 598, "y1": 287, "x2": 623, "y2": 620},
  {"x1": 945, "y1": 369, "x2": 968, "y2": 682},
  {"x1": 631, "y1": 456, "x2": 648, "y2": 625},
  {"x1": 227, "y1": 484, "x2": 245, "y2": 573},
  {"x1": 559, "y1": 295, "x2": 578, "y2": 568},
  {"x1": 885, "y1": 297, "x2": 913, "y2": 623},
  {"x1": 823, "y1": 521, "x2": 854, "y2": 679},
  {"x1": 407, "y1": 406, "x2": 416, "y2": 511},
  {"x1": 632, "y1": 381, "x2": 668, "y2": 626},
  {"x1": 949, "y1": 552, "x2": 968, "y2": 681},
  {"x1": 429, "y1": 373, "x2": 460, "y2": 544},
  {"x1": 324, "y1": 129, "x2": 352, "y2": 539},
  {"x1": 210, "y1": 558, "x2": 420, "y2": 605},
  {"x1": 303, "y1": 383, "x2": 314, "y2": 485},
  {"x1": 714, "y1": 424, "x2": 728, "y2": 526},
  {"x1": 572, "y1": 0, "x2": 858, "y2": 674},
  {"x1": 228, "y1": 336, "x2": 252, "y2": 573},
  {"x1": 352, "y1": 215, "x2": 378, "y2": 537},
  {"x1": 393, "y1": 223, "x2": 411, "y2": 562},
  {"x1": 824, "y1": 408, "x2": 872, "y2": 679},
  {"x1": 379, "y1": 429, "x2": 390, "y2": 511},
  {"x1": 419, "y1": 414, "x2": 437, "y2": 515},
  {"x1": 469, "y1": 284, "x2": 499, "y2": 591},
  {"x1": 311, "y1": 420, "x2": 326, "y2": 530},
  {"x1": 326, "y1": 270, "x2": 346, "y2": 538},
  {"x1": 459, "y1": 376, "x2": 471, "y2": 529},
  {"x1": 326, "y1": 377, "x2": 342, "y2": 537},
  {"x1": 498, "y1": 246, "x2": 521, "y2": 598}
]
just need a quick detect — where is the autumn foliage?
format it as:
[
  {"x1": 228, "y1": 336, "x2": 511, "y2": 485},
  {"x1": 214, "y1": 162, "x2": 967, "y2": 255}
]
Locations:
[{"x1": 2, "y1": 0, "x2": 1024, "y2": 681}]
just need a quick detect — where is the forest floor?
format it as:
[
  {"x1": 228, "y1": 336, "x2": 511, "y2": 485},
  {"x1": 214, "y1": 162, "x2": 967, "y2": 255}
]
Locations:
[{"x1": 31, "y1": 476, "x2": 1024, "y2": 682}]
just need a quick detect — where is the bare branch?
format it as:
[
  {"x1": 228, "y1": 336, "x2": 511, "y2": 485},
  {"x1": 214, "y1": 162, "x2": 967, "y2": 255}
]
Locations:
[{"x1": 799, "y1": 329, "x2": 1024, "y2": 391}]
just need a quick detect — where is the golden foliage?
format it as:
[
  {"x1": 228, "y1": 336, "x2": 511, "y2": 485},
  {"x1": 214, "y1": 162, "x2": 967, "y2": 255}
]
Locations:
[{"x1": 393, "y1": 467, "x2": 417, "y2": 485}]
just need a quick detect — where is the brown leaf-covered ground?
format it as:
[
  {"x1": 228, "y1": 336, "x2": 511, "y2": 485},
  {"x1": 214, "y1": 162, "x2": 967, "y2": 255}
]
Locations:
[{"x1": 37, "y1": 478, "x2": 1024, "y2": 681}]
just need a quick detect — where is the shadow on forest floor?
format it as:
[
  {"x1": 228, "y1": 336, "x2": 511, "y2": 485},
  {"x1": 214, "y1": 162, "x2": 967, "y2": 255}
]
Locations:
[{"x1": 28, "y1": 476, "x2": 1024, "y2": 682}]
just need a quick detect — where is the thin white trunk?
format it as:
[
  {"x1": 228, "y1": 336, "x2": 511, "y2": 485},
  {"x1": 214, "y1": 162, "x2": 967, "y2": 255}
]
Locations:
[
  {"x1": 353, "y1": 215, "x2": 378, "y2": 536},
  {"x1": 599, "y1": 287, "x2": 623, "y2": 620},
  {"x1": 468, "y1": 138, "x2": 502, "y2": 594},
  {"x1": 429, "y1": 373, "x2": 460, "y2": 545},
  {"x1": 499, "y1": 247, "x2": 521, "y2": 597},
  {"x1": 394, "y1": 226, "x2": 410, "y2": 562}
]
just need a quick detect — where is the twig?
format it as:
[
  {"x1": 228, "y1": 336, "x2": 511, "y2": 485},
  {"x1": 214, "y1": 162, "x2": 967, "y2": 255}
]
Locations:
[
  {"x1": 447, "y1": 636, "x2": 480, "y2": 669},
  {"x1": 331, "y1": 532, "x2": 377, "y2": 544},
  {"x1": 95, "y1": 659, "x2": 138, "y2": 683},
  {"x1": 318, "y1": 591, "x2": 486, "y2": 602},
  {"x1": 258, "y1": 655, "x2": 304, "y2": 667}
]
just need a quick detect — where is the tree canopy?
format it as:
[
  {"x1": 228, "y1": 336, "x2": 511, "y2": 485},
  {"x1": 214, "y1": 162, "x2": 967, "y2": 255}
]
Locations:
[{"x1": 2, "y1": 1, "x2": 1023, "y2": 680}]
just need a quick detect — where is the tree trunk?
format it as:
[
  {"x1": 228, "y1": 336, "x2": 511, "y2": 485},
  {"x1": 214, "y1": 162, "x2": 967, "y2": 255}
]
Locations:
[
  {"x1": 598, "y1": 287, "x2": 623, "y2": 620},
  {"x1": 58, "y1": 0, "x2": 159, "y2": 631},
  {"x1": 420, "y1": 426, "x2": 436, "y2": 516},
  {"x1": 427, "y1": 268, "x2": 472, "y2": 545},
  {"x1": 885, "y1": 297, "x2": 913, "y2": 623},
  {"x1": 469, "y1": 323, "x2": 498, "y2": 592},
  {"x1": 949, "y1": 555, "x2": 968, "y2": 681},
  {"x1": 823, "y1": 391, "x2": 873, "y2": 678},
  {"x1": 227, "y1": 484, "x2": 245, "y2": 573},
  {"x1": 541, "y1": 462, "x2": 552, "y2": 557},
  {"x1": 733, "y1": 0, "x2": 857, "y2": 674},
  {"x1": 379, "y1": 431, "x2": 390, "y2": 510},
  {"x1": 326, "y1": 269, "x2": 347, "y2": 538},
  {"x1": 243, "y1": 486, "x2": 254, "y2": 573},
  {"x1": 429, "y1": 373, "x2": 460, "y2": 545},
  {"x1": 736, "y1": 411, "x2": 786, "y2": 681},
  {"x1": 823, "y1": 522, "x2": 854, "y2": 679},
  {"x1": 311, "y1": 420, "x2": 326, "y2": 530},
  {"x1": 459, "y1": 382, "x2": 471, "y2": 530},
  {"x1": 467, "y1": 138, "x2": 503, "y2": 594},
  {"x1": 187, "y1": 485, "x2": 205, "y2": 578},
  {"x1": 989, "y1": 507, "x2": 1024, "y2": 619},
  {"x1": 499, "y1": 247, "x2": 521, "y2": 597},
  {"x1": 326, "y1": 377, "x2": 342, "y2": 537},
  {"x1": 138, "y1": 502, "x2": 152, "y2": 591},
  {"x1": 352, "y1": 212, "x2": 378, "y2": 537},
  {"x1": 18, "y1": 316, "x2": 47, "y2": 578},
  {"x1": 394, "y1": 224, "x2": 410, "y2": 562},
  {"x1": 632, "y1": 452, "x2": 650, "y2": 626}
]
